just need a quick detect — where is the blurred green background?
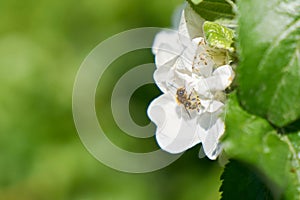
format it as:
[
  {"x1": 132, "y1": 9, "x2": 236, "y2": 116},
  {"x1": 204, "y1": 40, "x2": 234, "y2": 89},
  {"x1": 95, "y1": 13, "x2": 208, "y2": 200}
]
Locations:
[{"x1": 0, "y1": 0, "x2": 222, "y2": 199}]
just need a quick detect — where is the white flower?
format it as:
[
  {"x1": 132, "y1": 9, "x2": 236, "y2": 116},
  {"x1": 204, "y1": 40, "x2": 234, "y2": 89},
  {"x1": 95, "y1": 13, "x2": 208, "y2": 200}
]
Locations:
[
  {"x1": 147, "y1": 5, "x2": 235, "y2": 160},
  {"x1": 148, "y1": 65, "x2": 234, "y2": 159}
]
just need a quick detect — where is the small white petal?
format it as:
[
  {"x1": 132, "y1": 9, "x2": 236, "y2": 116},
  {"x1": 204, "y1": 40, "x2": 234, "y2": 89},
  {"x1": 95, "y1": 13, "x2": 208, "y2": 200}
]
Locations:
[
  {"x1": 154, "y1": 44, "x2": 182, "y2": 69},
  {"x1": 206, "y1": 142, "x2": 223, "y2": 160},
  {"x1": 152, "y1": 31, "x2": 185, "y2": 69},
  {"x1": 147, "y1": 94, "x2": 201, "y2": 154},
  {"x1": 180, "y1": 49, "x2": 195, "y2": 72},
  {"x1": 204, "y1": 65, "x2": 235, "y2": 91},
  {"x1": 194, "y1": 77, "x2": 213, "y2": 97},
  {"x1": 178, "y1": 4, "x2": 205, "y2": 40},
  {"x1": 153, "y1": 65, "x2": 174, "y2": 94},
  {"x1": 152, "y1": 30, "x2": 179, "y2": 55},
  {"x1": 193, "y1": 62, "x2": 214, "y2": 78},
  {"x1": 174, "y1": 56, "x2": 193, "y2": 74},
  {"x1": 212, "y1": 65, "x2": 235, "y2": 84},
  {"x1": 197, "y1": 112, "x2": 218, "y2": 136},
  {"x1": 215, "y1": 64, "x2": 234, "y2": 74},
  {"x1": 201, "y1": 100, "x2": 224, "y2": 113},
  {"x1": 197, "y1": 112, "x2": 224, "y2": 160},
  {"x1": 172, "y1": 35, "x2": 200, "y2": 74},
  {"x1": 153, "y1": 66, "x2": 189, "y2": 94}
]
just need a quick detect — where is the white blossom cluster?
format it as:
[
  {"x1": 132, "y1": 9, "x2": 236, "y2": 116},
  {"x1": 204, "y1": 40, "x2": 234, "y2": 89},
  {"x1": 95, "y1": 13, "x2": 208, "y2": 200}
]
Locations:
[{"x1": 147, "y1": 5, "x2": 235, "y2": 160}]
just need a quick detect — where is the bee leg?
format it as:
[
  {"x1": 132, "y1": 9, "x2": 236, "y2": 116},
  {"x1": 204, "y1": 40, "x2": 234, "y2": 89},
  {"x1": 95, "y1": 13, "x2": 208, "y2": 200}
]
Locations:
[{"x1": 188, "y1": 93, "x2": 192, "y2": 100}]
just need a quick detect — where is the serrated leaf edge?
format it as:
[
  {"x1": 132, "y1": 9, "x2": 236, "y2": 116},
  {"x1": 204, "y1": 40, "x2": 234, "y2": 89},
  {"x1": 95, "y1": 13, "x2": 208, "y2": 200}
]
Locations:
[{"x1": 282, "y1": 135, "x2": 300, "y2": 194}]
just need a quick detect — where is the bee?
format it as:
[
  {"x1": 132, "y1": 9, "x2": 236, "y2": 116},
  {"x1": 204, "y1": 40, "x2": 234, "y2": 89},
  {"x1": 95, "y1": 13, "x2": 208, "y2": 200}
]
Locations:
[{"x1": 176, "y1": 87, "x2": 202, "y2": 118}]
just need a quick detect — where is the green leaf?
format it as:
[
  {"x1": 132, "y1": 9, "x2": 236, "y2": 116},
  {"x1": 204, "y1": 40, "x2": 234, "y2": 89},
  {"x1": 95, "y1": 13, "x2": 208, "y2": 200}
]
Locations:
[
  {"x1": 203, "y1": 21, "x2": 234, "y2": 51},
  {"x1": 237, "y1": 0, "x2": 300, "y2": 127},
  {"x1": 187, "y1": 0, "x2": 235, "y2": 21},
  {"x1": 282, "y1": 133, "x2": 300, "y2": 198},
  {"x1": 222, "y1": 93, "x2": 300, "y2": 199},
  {"x1": 220, "y1": 160, "x2": 273, "y2": 200}
]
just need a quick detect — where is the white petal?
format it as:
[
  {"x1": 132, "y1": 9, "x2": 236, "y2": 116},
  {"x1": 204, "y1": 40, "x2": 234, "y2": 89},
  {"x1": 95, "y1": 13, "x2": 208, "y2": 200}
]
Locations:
[
  {"x1": 197, "y1": 112, "x2": 225, "y2": 160},
  {"x1": 153, "y1": 65, "x2": 174, "y2": 94},
  {"x1": 193, "y1": 62, "x2": 214, "y2": 77},
  {"x1": 204, "y1": 65, "x2": 235, "y2": 91},
  {"x1": 174, "y1": 55, "x2": 193, "y2": 74},
  {"x1": 201, "y1": 100, "x2": 224, "y2": 113},
  {"x1": 194, "y1": 77, "x2": 213, "y2": 97},
  {"x1": 178, "y1": 4, "x2": 205, "y2": 40},
  {"x1": 213, "y1": 65, "x2": 235, "y2": 79},
  {"x1": 152, "y1": 30, "x2": 179, "y2": 55},
  {"x1": 197, "y1": 112, "x2": 217, "y2": 141},
  {"x1": 180, "y1": 40, "x2": 198, "y2": 72},
  {"x1": 155, "y1": 46, "x2": 179, "y2": 69},
  {"x1": 203, "y1": 119, "x2": 224, "y2": 160},
  {"x1": 153, "y1": 65, "x2": 189, "y2": 94},
  {"x1": 147, "y1": 93, "x2": 201, "y2": 154},
  {"x1": 153, "y1": 31, "x2": 185, "y2": 69}
]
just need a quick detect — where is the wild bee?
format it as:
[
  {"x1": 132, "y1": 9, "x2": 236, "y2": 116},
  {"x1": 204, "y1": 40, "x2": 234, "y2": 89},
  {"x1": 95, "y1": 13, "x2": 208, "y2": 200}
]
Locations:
[{"x1": 176, "y1": 87, "x2": 202, "y2": 118}]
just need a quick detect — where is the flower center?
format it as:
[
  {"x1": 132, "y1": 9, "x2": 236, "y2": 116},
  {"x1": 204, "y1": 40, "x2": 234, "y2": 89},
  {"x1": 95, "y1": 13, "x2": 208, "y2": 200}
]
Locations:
[{"x1": 192, "y1": 41, "x2": 214, "y2": 76}]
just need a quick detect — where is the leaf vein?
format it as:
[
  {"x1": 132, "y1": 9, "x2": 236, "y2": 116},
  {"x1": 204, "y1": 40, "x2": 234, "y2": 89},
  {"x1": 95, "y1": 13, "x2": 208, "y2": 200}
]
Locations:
[
  {"x1": 269, "y1": 50, "x2": 298, "y2": 113},
  {"x1": 257, "y1": 19, "x2": 300, "y2": 71},
  {"x1": 256, "y1": 19, "x2": 300, "y2": 120}
]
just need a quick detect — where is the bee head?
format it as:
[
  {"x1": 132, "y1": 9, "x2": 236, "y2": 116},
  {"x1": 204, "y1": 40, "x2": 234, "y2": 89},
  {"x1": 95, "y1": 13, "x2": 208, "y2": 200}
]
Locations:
[{"x1": 177, "y1": 88, "x2": 186, "y2": 97}]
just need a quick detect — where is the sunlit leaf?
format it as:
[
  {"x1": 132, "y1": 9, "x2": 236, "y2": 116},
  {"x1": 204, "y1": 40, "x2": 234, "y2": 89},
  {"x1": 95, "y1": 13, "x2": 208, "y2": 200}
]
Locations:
[
  {"x1": 187, "y1": 0, "x2": 235, "y2": 21},
  {"x1": 237, "y1": 0, "x2": 300, "y2": 127}
]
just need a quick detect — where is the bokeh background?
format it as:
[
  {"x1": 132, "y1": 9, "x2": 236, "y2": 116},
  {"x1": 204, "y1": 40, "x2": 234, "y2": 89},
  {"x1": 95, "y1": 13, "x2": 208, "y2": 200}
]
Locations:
[{"x1": 0, "y1": 0, "x2": 223, "y2": 199}]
